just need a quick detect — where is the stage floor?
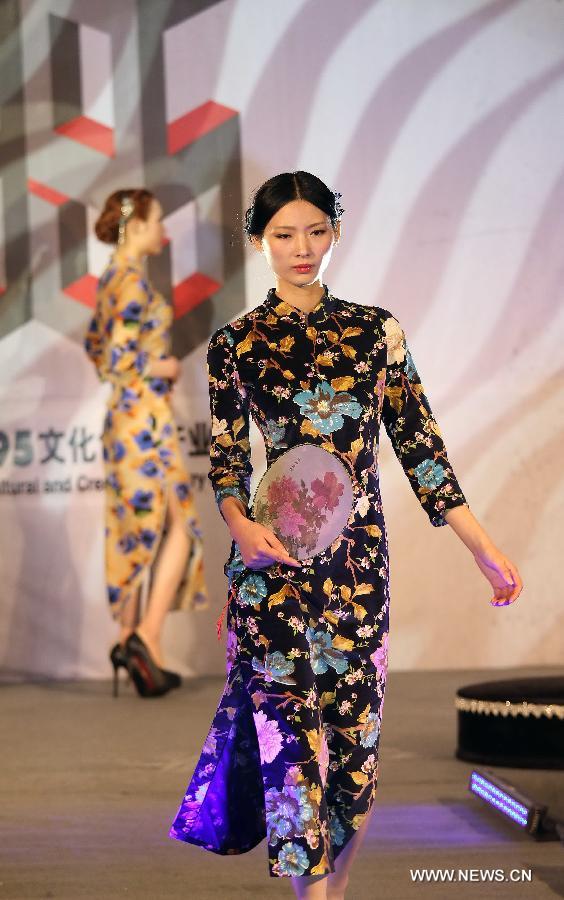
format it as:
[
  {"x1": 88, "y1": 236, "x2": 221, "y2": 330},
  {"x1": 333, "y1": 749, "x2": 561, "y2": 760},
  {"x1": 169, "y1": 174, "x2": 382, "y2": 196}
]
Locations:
[{"x1": 2, "y1": 666, "x2": 563, "y2": 899}]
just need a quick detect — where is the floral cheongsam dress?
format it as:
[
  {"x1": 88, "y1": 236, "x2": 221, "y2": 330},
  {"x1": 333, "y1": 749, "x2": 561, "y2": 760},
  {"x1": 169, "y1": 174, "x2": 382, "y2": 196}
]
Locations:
[
  {"x1": 84, "y1": 253, "x2": 208, "y2": 622},
  {"x1": 169, "y1": 286, "x2": 467, "y2": 877}
]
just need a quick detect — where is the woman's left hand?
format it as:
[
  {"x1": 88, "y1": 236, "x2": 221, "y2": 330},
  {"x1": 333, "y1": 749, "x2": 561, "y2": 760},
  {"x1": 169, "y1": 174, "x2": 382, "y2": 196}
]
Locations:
[{"x1": 472, "y1": 545, "x2": 523, "y2": 606}]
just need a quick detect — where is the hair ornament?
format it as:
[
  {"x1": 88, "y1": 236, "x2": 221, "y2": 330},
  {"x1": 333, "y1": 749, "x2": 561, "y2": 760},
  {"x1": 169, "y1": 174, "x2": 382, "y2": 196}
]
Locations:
[
  {"x1": 243, "y1": 204, "x2": 254, "y2": 237},
  {"x1": 117, "y1": 195, "x2": 135, "y2": 245},
  {"x1": 333, "y1": 190, "x2": 344, "y2": 219}
]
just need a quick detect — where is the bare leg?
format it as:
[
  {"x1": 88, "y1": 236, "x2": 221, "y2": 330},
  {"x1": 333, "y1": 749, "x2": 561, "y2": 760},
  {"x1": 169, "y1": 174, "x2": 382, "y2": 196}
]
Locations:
[
  {"x1": 290, "y1": 873, "x2": 328, "y2": 899},
  {"x1": 118, "y1": 591, "x2": 140, "y2": 646},
  {"x1": 136, "y1": 487, "x2": 190, "y2": 668},
  {"x1": 289, "y1": 805, "x2": 375, "y2": 899},
  {"x1": 326, "y1": 805, "x2": 375, "y2": 900}
]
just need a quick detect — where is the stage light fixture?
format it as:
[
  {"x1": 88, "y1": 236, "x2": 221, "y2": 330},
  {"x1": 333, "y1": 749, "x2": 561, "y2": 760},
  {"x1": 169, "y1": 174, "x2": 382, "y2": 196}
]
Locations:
[{"x1": 468, "y1": 769, "x2": 564, "y2": 842}]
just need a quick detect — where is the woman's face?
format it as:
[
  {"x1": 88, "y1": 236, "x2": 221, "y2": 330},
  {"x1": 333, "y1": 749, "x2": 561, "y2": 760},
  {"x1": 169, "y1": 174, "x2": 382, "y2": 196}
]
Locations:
[
  {"x1": 132, "y1": 199, "x2": 165, "y2": 255},
  {"x1": 254, "y1": 199, "x2": 339, "y2": 287}
]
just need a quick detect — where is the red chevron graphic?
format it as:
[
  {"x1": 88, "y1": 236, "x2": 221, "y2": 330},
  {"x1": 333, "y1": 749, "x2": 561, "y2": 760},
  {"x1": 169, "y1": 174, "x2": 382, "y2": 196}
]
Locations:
[
  {"x1": 173, "y1": 273, "x2": 221, "y2": 318},
  {"x1": 168, "y1": 100, "x2": 237, "y2": 154},
  {"x1": 28, "y1": 179, "x2": 69, "y2": 206},
  {"x1": 55, "y1": 115, "x2": 115, "y2": 157},
  {"x1": 63, "y1": 274, "x2": 98, "y2": 308}
]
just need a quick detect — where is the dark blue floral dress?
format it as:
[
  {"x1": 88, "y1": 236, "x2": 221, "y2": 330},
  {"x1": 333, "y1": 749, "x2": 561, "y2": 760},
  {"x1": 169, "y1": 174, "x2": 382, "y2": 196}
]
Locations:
[{"x1": 169, "y1": 286, "x2": 467, "y2": 877}]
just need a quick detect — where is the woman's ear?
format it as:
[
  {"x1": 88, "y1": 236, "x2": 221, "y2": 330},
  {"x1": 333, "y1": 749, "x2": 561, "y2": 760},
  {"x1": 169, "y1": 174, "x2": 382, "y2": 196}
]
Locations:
[
  {"x1": 250, "y1": 235, "x2": 264, "y2": 253},
  {"x1": 333, "y1": 221, "x2": 341, "y2": 245},
  {"x1": 128, "y1": 218, "x2": 143, "y2": 237}
]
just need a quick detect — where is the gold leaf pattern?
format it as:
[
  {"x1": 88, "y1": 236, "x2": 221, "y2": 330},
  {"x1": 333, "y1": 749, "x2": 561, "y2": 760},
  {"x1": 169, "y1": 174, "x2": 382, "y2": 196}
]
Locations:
[{"x1": 171, "y1": 291, "x2": 468, "y2": 877}]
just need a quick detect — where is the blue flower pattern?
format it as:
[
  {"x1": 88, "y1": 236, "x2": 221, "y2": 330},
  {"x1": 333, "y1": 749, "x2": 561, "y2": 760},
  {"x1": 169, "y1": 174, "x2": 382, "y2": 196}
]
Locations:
[
  {"x1": 306, "y1": 627, "x2": 349, "y2": 675},
  {"x1": 293, "y1": 381, "x2": 362, "y2": 435},
  {"x1": 414, "y1": 459, "x2": 446, "y2": 490},
  {"x1": 169, "y1": 288, "x2": 467, "y2": 876},
  {"x1": 238, "y1": 573, "x2": 268, "y2": 606},
  {"x1": 252, "y1": 651, "x2": 296, "y2": 685}
]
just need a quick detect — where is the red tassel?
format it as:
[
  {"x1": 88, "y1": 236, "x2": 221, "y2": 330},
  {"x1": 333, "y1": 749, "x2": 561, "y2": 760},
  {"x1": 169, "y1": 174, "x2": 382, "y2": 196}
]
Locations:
[
  {"x1": 216, "y1": 584, "x2": 237, "y2": 640},
  {"x1": 216, "y1": 597, "x2": 229, "y2": 640}
]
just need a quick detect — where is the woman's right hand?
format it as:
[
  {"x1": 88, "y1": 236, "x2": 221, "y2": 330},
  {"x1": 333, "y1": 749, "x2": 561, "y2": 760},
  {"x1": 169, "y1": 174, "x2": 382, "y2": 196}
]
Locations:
[
  {"x1": 230, "y1": 517, "x2": 301, "y2": 570},
  {"x1": 146, "y1": 356, "x2": 181, "y2": 381},
  {"x1": 163, "y1": 356, "x2": 181, "y2": 381}
]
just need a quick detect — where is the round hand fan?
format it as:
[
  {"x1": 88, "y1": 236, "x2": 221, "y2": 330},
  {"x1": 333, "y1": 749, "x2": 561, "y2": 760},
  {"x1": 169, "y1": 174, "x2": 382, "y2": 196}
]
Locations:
[{"x1": 251, "y1": 443, "x2": 354, "y2": 561}]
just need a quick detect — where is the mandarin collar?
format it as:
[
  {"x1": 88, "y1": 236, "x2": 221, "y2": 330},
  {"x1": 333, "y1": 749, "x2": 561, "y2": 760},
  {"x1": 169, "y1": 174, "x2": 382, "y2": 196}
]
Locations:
[{"x1": 265, "y1": 285, "x2": 338, "y2": 323}]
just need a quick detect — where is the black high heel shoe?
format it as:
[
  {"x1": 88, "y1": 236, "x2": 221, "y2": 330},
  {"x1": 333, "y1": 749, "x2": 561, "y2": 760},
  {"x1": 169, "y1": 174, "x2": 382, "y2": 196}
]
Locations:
[
  {"x1": 110, "y1": 639, "x2": 182, "y2": 697},
  {"x1": 124, "y1": 632, "x2": 181, "y2": 698},
  {"x1": 110, "y1": 643, "x2": 130, "y2": 698}
]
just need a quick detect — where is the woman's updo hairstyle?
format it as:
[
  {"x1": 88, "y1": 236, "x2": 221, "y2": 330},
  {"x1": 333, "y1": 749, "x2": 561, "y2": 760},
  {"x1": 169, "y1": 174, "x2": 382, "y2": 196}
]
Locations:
[
  {"x1": 95, "y1": 188, "x2": 154, "y2": 245},
  {"x1": 244, "y1": 171, "x2": 344, "y2": 240}
]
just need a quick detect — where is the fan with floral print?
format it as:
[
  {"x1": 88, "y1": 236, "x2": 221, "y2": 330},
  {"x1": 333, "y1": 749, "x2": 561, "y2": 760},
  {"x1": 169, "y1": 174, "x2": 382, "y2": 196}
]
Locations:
[{"x1": 251, "y1": 444, "x2": 354, "y2": 560}]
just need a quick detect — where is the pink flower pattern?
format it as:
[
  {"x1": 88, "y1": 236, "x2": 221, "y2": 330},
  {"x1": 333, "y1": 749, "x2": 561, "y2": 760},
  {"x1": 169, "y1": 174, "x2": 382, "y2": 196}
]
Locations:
[{"x1": 253, "y1": 710, "x2": 284, "y2": 764}]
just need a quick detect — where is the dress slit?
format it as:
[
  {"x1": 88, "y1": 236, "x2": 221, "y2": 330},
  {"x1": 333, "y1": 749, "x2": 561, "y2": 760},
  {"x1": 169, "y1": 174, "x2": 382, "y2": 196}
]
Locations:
[{"x1": 170, "y1": 664, "x2": 266, "y2": 854}]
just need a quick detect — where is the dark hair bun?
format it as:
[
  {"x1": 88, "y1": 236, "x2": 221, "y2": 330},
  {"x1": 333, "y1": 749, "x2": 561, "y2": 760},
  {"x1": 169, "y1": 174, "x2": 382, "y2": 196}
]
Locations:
[
  {"x1": 244, "y1": 171, "x2": 344, "y2": 239},
  {"x1": 95, "y1": 188, "x2": 154, "y2": 244}
]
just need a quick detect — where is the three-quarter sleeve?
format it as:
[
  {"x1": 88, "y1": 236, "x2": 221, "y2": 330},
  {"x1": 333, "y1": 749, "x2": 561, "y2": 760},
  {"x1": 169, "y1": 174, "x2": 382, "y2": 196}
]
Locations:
[
  {"x1": 105, "y1": 272, "x2": 150, "y2": 381},
  {"x1": 84, "y1": 310, "x2": 103, "y2": 376},
  {"x1": 206, "y1": 327, "x2": 252, "y2": 515},
  {"x1": 381, "y1": 313, "x2": 467, "y2": 526}
]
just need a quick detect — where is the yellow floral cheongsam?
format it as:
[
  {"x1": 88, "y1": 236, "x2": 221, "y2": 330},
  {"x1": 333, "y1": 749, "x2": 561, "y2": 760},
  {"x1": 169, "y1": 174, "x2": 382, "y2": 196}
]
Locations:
[{"x1": 84, "y1": 253, "x2": 208, "y2": 622}]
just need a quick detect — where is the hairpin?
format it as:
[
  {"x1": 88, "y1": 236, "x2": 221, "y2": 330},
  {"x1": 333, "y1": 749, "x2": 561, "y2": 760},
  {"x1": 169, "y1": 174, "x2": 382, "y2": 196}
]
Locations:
[
  {"x1": 333, "y1": 190, "x2": 345, "y2": 219},
  {"x1": 117, "y1": 195, "x2": 135, "y2": 245}
]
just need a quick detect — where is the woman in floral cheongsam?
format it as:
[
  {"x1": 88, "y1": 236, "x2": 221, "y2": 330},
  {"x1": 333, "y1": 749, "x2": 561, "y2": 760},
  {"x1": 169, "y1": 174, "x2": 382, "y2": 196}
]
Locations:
[
  {"x1": 85, "y1": 188, "x2": 208, "y2": 697},
  {"x1": 170, "y1": 172, "x2": 522, "y2": 897}
]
